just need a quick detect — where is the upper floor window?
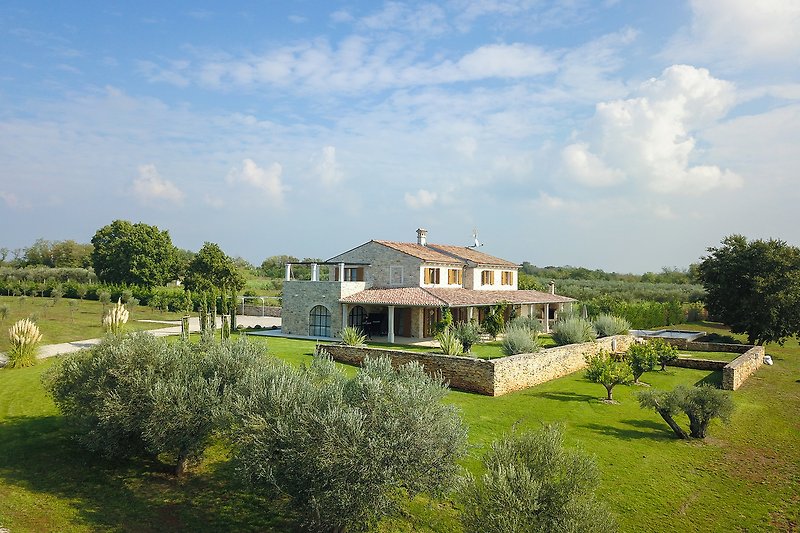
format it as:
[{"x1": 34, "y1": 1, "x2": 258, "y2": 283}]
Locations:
[
  {"x1": 447, "y1": 268, "x2": 463, "y2": 285},
  {"x1": 481, "y1": 270, "x2": 495, "y2": 285},
  {"x1": 424, "y1": 267, "x2": 440, "y2": 284},
  {"x1": 501, "y1": 271, "x2": 514, "y2": 285},
  {"x1": 390, "y1": 265, "x2": 404, "y2": 286},
  {"x1": 335, "y1": 267, "x2": 364, "y2": 281}
]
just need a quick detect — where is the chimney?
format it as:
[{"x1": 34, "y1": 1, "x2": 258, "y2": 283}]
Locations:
[
  {"x1": 548, "y1": 280, "x2": 555, "y2": 295},
  {"x1": 416, "y1": 228, "x2": 428, "y2": 246}
]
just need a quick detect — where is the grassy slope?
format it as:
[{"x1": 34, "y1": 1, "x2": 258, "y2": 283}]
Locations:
[
  {"x1": 0, "y1": 323, "x2": 797, "y2": 532},
  {"x1": 0, "y1": 296, "x2": 184, "y2": 353}
]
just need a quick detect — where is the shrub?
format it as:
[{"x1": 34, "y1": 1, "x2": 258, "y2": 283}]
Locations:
[
  {"x1": 452, "y1": 321, "x2": 481, "y2": 353},
  {"x1": 44, "y1": 333, "x2": 266, "y2": 475},
  {"x1": 508, "y1": 315, "x2": 543, "y2": 334},
  {"x1": 6, "y1": 318, "x2": 43, "y2": 368},
  {"x1": 501, "y1": 325, "x2": 540, "y2": 355},
  {"x1": 584, "y1": 350, "x2": 633, "y2": 401},
  {"x1": 481, "y1": 303, "x2": 506, "y2": 339},
  {"x1": 626, "y1": 342, "x2": 658, "y2": 383},
  {"x1": 340, "y1": 325, "x2": 367, "y2": 346},
  {"x1": 231, "y1": 354, "x2": 468, "y2": 532},
  {"x1": 437, "y1": 328, "x2": 464, "y2": 356},
  {"x1": 0, "y1": 304, "x2": 8, "y2": 321},
  {"x1": 552, "y1": 317, "x2": 597, "y2": 346},
  {"x1": 460, "y1": 425, "x2": 615, "y2": 533},
  {"x1": 435, "y1": 306, "x2": 453, "y2": 334},
  {"x1": 593, "y1": 314, "x2": 630, "y2": 337}
]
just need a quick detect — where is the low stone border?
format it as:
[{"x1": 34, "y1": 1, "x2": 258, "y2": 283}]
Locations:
[
  {"x1": 321, "y1": 335, "x2": 636, "y2": 396},
  {"x1": 667, "y1": 345, "x2": 765, "y2": 390}
]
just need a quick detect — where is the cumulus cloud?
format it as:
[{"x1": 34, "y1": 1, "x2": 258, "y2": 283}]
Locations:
[
  {"x1": 404, "y1": 189, "x2": 438, "y2": 209},
  {"x1": 225, "y1": 158, "x2": 285, "y2": 203},
  {"x1": 666, "y1": 0, "x2": 800, "y2": 69},
  {"x1": 132, "y1": 164, "x2": 184, "y2": 204},
  {"x1": 316, "y1": 145, "x2": 343, "y2": 186},
  {"x1": 561, "y1": 65, "x2": 743, "y2": 194}
]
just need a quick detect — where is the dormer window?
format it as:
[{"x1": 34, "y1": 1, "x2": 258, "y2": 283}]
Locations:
[
  {"x1": 424, "y1": 267, "x2": 440, "y2": 284},
  {"x1": 448, "y1": 268, "x2": 463, "y2": 285}
]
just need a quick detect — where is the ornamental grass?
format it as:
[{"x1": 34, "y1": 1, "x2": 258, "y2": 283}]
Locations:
[{"x1": 7, "y1": 318, "x2": 43, "y2": 368}]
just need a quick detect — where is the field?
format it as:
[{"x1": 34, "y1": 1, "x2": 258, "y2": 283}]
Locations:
[
  {"x1": 0, "y1": 322, "x2": 798, "y2": 532},
  {"x1": 0, "y1": 296, "x2": 184, "y2": 353}
]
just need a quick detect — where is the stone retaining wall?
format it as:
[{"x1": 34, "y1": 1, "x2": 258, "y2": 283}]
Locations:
[
  {"x1": 660, "y1": 339, "x2": 750, "y2": 353},
  {"x1": 722, "y1": 346, "x2": 764, "y2": 390},
  {"x1": 237, "y1": 304, "x2": 282, "y2": 317},
  {"x1": 321, "y1": 335, "x2": 635, "y2": 396},
  {"x1": 321, "y1": 344, "x2": 496, "y2": 395},
  {"x1": 667, "y1": 345, "x2": 765, "y2": 390}
]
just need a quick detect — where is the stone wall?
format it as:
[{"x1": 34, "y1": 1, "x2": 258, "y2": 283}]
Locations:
[
  {"x1": 321, "y1": 344, "x2": 496, "y2": 395},
  {"x1": 328, "y1": 241, "x2": 428, "y2": 288},
  {"x1": 321, "y1": 335, "x2": 635, "y2": 396},
  {"x1": 666, "y1": 345, "x2": 765, "y2": 390},
  {"x1": 492, "y1": 335, "x2": 636, "y2": 395},
  {"x1": 722, "y1": 346, "x2": 765, "y2": 390},
  {"x1": 281, "y1": 280, "x2": 365, "y2": 336},
  {"x1": 237, "y1": 304, "x2": 281, "y2": 317},
  {"x1": 659, "y1": 339, "x2": 750, "y2": 353}
]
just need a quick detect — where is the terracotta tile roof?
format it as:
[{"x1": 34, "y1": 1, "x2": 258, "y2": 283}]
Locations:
[
  {"x1": 426, "y1": 288, "x2": 575, "y2": 306},
  {"x1": 372, "y1": 240, "x2": 462, "y2": 263},
  {"x1": 341, "y1": 287, "x2": 575, "y2": 307},
  {"x1": 427, "y1": 244, "x2": 519, "y2": 268},
  {"x1": 340, "y1": 287, "x2": 448, "y2": 306}
]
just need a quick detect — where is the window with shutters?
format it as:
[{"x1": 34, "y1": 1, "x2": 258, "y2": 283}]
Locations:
[
  {"x1": 447, "y1": 268, "x2": 463, "y2": 285},
  {"x1": 501, "y1": 271, "x2": 514, "y2": 285},
  {"x1": 424, "y1": 267, "x2": 440, "y2": 284},
  {"x1": 481, "y1": 270, "x2": 495, "y2": 285}
]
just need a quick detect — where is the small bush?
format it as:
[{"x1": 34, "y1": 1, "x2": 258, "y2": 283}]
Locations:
[
  {"x1": 437, "y1": 328, "x2": 464, "y2": 356},
  {"x1": 460, "y1": 425, "x2": 615, "y2": 533},
  {"x1": 650, "y1": 338, "x2": 679, "y2": 370},
  {"x1": 340, "y1": 325, "x2": 367, "y2": 346},
  {"x1": 501, "y1": 325, "x2": 540, "y2": 355},
  {"x1": 584, "y1": 350, "x2": 633, "y2": 401},
  {"x1": 102, "y1": 299, "x2": 129, "y2": 335},
  {"x1": 552, "y1": 317, "x2": 597, "y2": 346},
  {"x1": 452, "y1": 321, "x2": 481, "y2": 353},
  {"x1": 593, "y1": 314, "x2": 630, "y2": 337},
  {"x1": 0, "y1": 304, "x2": 9, "y2": 321},
  {"x1": 508, "y1": 315, "x2": 543, "y2": 334},
  {"x1": 6, "y1": 318, "x2": 43, "y2": 368}
]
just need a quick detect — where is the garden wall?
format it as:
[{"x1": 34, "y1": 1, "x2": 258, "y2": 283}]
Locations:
[
  {"x1": 667, "y1": 345, "x2": 765, "y2": 390},
  {"x1": 659, "y1": 339, "x2": 750, "y2": 353},
  {"x1": 237, "y1": 304, "x2": 281, "y2": 317},
  {"x1": 321, "y1": 335, "x2": 635, "y2": 396}
]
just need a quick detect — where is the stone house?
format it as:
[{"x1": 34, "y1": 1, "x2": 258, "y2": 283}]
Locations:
[{"x1": 281, "y1": 229, "x2": 575, "y2": 342}]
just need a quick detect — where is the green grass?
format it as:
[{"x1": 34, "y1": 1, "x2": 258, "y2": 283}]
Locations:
[
  {"x1": 0, "y1": 296, "x2": 185, "y2": 353},
  {"x1": 678, "y1": 350, "x2": 742, "y2": 362},
  {"x1": 0, "y1": 322, "x2": 798, "y2": 532}
]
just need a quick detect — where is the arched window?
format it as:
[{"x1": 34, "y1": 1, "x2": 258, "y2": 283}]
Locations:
[
  {"x1": 309, "y1": 305, "x2": 331, "y2": 337},
  {"x1": 348, "y1": 306, "x2": 366, "y2": 327}
]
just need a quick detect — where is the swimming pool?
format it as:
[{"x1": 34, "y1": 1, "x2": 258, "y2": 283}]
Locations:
[{"x1": 629, "y1": 329, "x2": 706, "y2": 341}]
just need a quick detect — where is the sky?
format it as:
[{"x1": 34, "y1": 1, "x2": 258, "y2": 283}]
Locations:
[{"x1": 1, "y1": 1, "x2": 798, "y2": 273}]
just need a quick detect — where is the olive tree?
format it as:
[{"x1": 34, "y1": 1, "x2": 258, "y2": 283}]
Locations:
[
  {"x1": 460, "y1": 425, "x2": 615, "y2": 533},
  {"x1": 626, "y1": 342, "x2": 659, "y2": 383},
  {"x1": 230, "y1": 353, "x2": 468, "y2": 532},
  {"x1": 638, "y1": 385, "x2": 734, "y2": 439}
]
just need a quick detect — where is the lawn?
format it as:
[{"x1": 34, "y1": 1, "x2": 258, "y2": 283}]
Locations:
[
  {"x1": 0, "y1": 296, "x2": 185, "y2": 353},
  {"x1": 0, "y1": 322, "x2": 797, "y2": 532},
  {"x1": 678, "y1": 349, "x2": 742, "y2": 362}
]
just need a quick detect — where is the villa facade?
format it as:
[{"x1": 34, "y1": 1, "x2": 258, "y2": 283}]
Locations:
[{"x1": 281, "y1": 229, "x2": 575, "y2": 342}]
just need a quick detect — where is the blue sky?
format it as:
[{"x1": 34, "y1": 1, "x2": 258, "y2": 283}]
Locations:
[{"x1": 1, "y1": 1, "x2": 798, "y2": 272}]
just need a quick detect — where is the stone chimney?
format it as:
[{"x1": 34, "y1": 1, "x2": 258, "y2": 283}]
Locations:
[
  {"x1": 548, "y1": 280, "x2": 555, "y2": 294},
  {"x1": 416, "y1": 228, "x2": 428, "y2": 246}
]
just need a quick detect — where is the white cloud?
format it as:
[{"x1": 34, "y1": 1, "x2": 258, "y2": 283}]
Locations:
[
  {"x1": 316, "y1": 145, "x2": 343, "y2": 186},
  {"x1": 561, "y1": 143, "x2": 624, "y2": 187},
  {"x1": 666, "y1": 0, "x2": 800, "y2": 69},
  {"x1": 455, "y1": 43, "x2": 556, "y2": 79},
  {"x1": 132, "y1": 164, "x2": 184, "y2": 204},
  {"x1": 225, "y1": 158, "x2": 285, "y2": 203},
  {"x1": 404, "y1": 189, "x2": 438, "y2": 209},
  {"x1": 562, "y1": 65, "x2": 742, "y2": 194},
  {"x1": 454, "y1": 136, "x2": 477, "y2": 158}
]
